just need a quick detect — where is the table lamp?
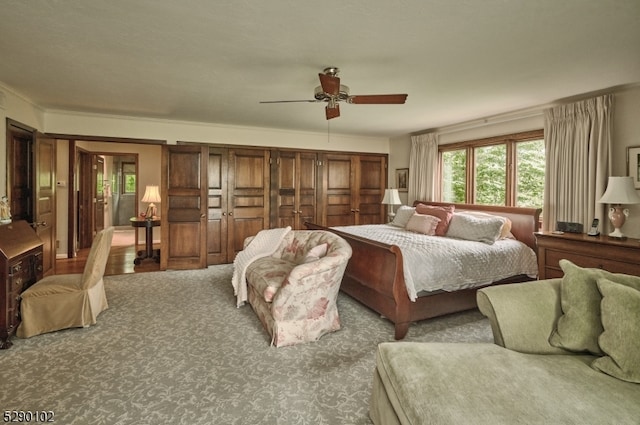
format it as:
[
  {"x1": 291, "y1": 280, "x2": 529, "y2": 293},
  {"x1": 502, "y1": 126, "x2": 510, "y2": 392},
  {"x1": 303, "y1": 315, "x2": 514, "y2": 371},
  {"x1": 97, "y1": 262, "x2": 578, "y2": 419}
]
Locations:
[
  {"x1": 381, "y1": 188, "x2": 402, "y2": 221},
  {"x1": 141, "y1": 185, "x2": 161, "y2": 219},
  {"x1": 597, "y1": 176, "x2": 640, "y2": 238}
]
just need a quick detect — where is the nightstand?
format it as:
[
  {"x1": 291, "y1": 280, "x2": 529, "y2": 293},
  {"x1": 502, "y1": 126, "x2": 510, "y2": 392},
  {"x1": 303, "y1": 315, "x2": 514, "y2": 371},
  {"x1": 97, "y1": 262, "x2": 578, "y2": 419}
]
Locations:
[{"x1": 535, "y1": 231, "x2": 640, "y2": 279}]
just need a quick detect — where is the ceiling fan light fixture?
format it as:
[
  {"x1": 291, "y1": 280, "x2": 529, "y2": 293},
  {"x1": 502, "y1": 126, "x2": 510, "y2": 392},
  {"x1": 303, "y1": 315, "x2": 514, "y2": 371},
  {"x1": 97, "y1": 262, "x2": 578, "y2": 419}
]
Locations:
[
  {"x1": 260, "y1": 66, "x2": 408, "y2": 120},
  {"x1": 314, "y1": 84, "x2": 350, "y2": 101}
]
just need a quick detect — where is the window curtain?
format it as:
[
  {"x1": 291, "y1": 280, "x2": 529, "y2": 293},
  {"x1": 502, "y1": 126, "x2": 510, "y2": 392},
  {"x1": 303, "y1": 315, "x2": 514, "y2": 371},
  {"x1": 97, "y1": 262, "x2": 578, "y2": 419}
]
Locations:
[
  {"x1": 408, "y1": 132, "x2": 438, "y2": 204},
  {"x1": 542, "y1": 94, "x2": 613, "y2": 231}
]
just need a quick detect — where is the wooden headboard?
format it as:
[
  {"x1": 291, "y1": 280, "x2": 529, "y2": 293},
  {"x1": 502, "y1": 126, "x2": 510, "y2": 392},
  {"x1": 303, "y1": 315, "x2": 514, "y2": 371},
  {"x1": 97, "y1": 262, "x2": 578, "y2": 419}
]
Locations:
[{"x1": 414, "y1": 201, "x2": 542, "y2": 251}]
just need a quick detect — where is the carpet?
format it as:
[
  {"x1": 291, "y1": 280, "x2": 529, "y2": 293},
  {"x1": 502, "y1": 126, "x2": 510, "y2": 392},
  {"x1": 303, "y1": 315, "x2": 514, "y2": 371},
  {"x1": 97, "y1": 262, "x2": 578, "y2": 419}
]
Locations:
[{"x1": 0, "y1": 265, "x2": 493, "y2": 425}]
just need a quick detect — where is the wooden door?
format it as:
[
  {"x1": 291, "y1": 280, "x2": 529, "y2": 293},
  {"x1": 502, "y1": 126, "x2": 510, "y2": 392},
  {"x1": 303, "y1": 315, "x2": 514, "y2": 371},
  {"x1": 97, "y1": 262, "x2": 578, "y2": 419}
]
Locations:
[
  {"x1": 206, "y1": 146, "x2": 229, "y2": 265},
  {"x1": 274, "y1": 150, "x2": 318, "y2": 229},
  {"x1": 227, "y1": 148, "x2": 270, "y2": 260},
  {"x1": 77, "y1": 150, "x2": 94, "y2": 249},
  {"x1": 7, "y1": 123, "x2": 33, "y2": 222},
  {"x1": 162, "y1": 145, "x2": 207, "y2": 270},
  {"x1": 356, "y1": 155, "x2": 387, "y2": 225},
  {"x1": 34, "y1": 133, "x2": 57, "y2": 276},
  {"x1": 320, "y1": 153, "x2": 356, "y2": 227},
  {"x1": 94, "y1": 155, "x2": 105, "y2": 232}
]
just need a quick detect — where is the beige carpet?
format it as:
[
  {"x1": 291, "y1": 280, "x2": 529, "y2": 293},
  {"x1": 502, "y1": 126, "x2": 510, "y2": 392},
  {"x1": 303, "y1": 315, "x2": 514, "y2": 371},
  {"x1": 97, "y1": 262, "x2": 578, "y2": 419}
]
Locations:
[{"x1": 0, "y1": 265, "x2": 493, "y2": 424}]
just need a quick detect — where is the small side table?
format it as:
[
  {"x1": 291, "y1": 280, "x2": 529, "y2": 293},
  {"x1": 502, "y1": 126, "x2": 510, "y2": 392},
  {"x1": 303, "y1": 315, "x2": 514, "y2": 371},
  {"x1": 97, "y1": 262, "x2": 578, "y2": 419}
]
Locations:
[{"x1": 130, "y1": 217, "x2": 160, "y2": 264}]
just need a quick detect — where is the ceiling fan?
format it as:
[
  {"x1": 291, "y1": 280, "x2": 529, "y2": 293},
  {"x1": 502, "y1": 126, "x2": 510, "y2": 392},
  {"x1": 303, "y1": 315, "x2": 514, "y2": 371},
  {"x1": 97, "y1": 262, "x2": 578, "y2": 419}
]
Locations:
[{"x1": 260, "y1": 67, "x2": 408, "y2": 120}]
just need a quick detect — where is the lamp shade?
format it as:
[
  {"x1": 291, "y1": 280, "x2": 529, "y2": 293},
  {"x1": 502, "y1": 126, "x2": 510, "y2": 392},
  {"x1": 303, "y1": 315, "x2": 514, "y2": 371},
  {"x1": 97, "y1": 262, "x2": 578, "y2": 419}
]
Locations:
[
  {"x1": 381, "y1": 188, "x2": 402, "y2": 205},
  {"x1": 141, "y1": 185, "x2": 161, "y2": 203},
  {"x1": 598, "y1": 177, "x2": 640, "y2": 205}
]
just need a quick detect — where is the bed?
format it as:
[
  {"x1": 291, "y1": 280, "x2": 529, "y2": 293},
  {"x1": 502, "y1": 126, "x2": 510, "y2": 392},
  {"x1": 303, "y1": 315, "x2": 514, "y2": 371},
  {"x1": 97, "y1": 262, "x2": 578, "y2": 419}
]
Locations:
[{"x1": 305, "y1": 201, "x2": 541, "y2": 339}]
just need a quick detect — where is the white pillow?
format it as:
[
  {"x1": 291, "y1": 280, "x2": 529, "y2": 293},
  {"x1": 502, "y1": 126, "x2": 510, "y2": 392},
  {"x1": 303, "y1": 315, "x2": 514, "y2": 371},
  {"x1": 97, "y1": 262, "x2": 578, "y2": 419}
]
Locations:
[
  {"x1": 405, "y1": 213, "x2": 440, "y2": 235},
  {"x1": 456, "y1": 211, "x2": 513, "y2": 239},
  {"x1": 445, "y1": 212, "x2": 506, "y2": 244},
  {"x1": 391, "y1": 205, "x2": 415, "y2": 227}
]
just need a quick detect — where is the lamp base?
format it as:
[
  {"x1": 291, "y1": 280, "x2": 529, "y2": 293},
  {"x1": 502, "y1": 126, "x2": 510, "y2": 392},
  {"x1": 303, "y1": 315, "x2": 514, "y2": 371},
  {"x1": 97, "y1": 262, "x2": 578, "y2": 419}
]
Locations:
[
  {"x1": 145, "y1": 203, "x2": 157, "y2": 219},
  {"x1": 608, "y1": 228, "x2": 627, "y2": 239},
  {"x1": 607, "y1": 206, "x2": 630, "y2": 239}
]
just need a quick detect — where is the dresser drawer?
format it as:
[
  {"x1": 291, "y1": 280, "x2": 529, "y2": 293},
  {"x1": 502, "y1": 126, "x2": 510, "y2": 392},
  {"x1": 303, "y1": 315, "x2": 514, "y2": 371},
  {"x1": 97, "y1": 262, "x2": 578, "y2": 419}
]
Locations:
[{"x1": 545, "y1": 249, "x2": 639, "y2": 275}]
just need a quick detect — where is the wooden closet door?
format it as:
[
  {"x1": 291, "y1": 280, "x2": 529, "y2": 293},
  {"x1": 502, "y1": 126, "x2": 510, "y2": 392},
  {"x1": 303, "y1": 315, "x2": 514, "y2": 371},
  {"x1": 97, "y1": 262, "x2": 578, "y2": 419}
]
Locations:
[
  {"x1": 161, "y1": 145, "x2": 207, "y2": 270},
  {"x1": 206, "y1": 147, "x2": 229, "y2": 265},
  {"x1": 274, "y1": 151, "x2": 317, "y2": 229},
  {"x1": 356, "y1": 155, "x2": 386, "y2": 225},
  {"x1": 320, "y1": 153, "x2": 356, "y2": 227},
  {"x1": 226, "y1": 148, "x2": 270, "y2": 260}
]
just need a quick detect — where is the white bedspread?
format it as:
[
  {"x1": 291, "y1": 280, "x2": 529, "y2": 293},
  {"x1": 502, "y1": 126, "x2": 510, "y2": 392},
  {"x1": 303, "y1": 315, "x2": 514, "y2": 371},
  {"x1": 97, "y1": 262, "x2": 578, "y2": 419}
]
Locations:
[{"x1": 332, "y1": 224, "x2": 538, "y2": 301}]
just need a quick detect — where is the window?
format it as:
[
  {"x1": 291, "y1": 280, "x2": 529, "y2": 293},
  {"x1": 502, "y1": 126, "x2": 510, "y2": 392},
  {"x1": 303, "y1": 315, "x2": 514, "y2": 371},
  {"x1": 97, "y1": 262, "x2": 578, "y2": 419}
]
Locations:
[
  {"x1": 439, "y1": 130, "x2": 545, "y2": 208},
  {"x1": 121, "y1": 162, "x2": 136, "y2": 194}
]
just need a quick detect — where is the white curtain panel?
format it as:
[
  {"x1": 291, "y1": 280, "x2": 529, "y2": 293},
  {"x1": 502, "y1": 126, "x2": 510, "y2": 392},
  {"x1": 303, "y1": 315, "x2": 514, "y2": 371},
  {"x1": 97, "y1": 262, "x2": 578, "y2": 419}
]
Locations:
[
  {"x1": 542, "y1": 95, "x2": 612, "y2": 231},
  {"x1": 409, "y1": 133, "x2": 438, "y2": 204}
]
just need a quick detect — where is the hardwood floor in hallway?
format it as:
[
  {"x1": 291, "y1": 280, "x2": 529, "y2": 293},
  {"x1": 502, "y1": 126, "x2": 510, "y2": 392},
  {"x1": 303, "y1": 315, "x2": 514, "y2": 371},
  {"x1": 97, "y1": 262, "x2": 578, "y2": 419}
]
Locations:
[{"x1": 55, "y1": 243, "x2": 161, "y2": 275}]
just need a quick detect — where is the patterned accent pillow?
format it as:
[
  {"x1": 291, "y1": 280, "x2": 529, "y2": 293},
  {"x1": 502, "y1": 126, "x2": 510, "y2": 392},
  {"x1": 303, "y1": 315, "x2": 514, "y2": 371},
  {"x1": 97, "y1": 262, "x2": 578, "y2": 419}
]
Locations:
[
  {"x1": 390, "y1": 205, "x2": 415, "y2": 227},
  {"x1": 405, "y1": 213, "x2": 440, "y2": 235},
  {"x1": 591, "y1": 278, "x2": 640, "y2": 383},
  {"x1": 304, "y1": 243, "x2": 328, "y2": 263},
  {"x1": 445, "y1": 212, "x2": 505, "y2": 244},
  {"x1": 414, "y1": 204, "x2": 455, "y2": 236}
]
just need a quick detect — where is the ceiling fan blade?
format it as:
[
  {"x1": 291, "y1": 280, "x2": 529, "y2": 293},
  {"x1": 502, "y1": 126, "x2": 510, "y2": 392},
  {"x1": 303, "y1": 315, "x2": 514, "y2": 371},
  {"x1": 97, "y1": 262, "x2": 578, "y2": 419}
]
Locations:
[
  {"x1": 348, "y1": 94, "x2": 408, "y2": 104},
  {"x1": 319, "y1": 73, "x2": 341, "y2": 96},
  {"x1": 259, "y1": 100, "x2": 318, "y2": 103},
  {"x1": 325, "y1": 104, "x2": 340, "y2": 120}
]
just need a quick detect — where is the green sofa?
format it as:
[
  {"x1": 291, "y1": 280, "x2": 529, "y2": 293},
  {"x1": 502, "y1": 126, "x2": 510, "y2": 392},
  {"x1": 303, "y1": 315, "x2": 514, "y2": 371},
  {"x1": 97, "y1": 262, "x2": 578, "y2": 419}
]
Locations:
[{"x1": 369, "y1": 262, "x2": 640, "y2": 425}]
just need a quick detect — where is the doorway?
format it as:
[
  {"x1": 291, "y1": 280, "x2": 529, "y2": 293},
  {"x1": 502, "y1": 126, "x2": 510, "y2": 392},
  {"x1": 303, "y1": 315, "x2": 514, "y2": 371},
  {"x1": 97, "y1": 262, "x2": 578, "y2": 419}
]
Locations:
[
  {"x1": 76, "y1": 150, "x2": 138, "y2": 250},
  {"x1": 6, "y1": 119, "x2": 57, "y2": 276}
]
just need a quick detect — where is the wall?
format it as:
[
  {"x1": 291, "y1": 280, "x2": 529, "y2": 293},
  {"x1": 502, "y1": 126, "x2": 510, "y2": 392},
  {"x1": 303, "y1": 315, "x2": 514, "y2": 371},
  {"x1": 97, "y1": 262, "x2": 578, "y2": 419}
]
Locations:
[
  {"x1": 389, "y1": 85, "x2": 640, "y2": 238},
  {"x1": 44, "y1": 110, "x2": 389, "y2": 153}
]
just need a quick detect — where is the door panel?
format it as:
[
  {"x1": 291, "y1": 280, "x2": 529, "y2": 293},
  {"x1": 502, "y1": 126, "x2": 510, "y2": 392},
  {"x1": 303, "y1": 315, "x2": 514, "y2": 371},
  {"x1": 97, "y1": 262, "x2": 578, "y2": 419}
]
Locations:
[
  {"x1": 78, "y1": 150, "x2": 93, "y2": 249},
  {"x1": 297, "y1": 152, "x2": 318, "y2": 228},
  {"x1": 357, "y1": 156, "x2": 386, "y2": 225},
  {"x1": 227, "y1": 148, "x2": 270, "y2": 259},
  {"x1": 321, "y1": 154, "x2": 356, "y2": 227},
  {"x1": 94, "y1": 155, "x2": 105, "y2": 232},
  {"x1": 206, "y1": 147, "x2": 228, "y2": 265},
  {"x1": 35, "y1": 133, "x2": 56, "y2": 276},
  {"x1": 8, "y1": 128, "x2": 32, "y2": 222},
  {"x1": 162, "y1": 145, "x2": 207, "y2": 269}
]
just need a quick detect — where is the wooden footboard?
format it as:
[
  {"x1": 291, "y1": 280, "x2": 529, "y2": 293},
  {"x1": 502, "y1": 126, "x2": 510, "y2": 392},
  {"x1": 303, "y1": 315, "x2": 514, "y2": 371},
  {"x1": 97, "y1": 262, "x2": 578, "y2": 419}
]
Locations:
[{"x1": 306, "y1": 201, "x2": 541, "y2": 339}]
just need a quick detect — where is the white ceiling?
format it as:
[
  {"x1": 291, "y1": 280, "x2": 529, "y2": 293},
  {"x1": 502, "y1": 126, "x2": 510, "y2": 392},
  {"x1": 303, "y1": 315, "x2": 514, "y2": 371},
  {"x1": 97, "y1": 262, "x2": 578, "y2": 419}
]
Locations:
[{"x1": 1, "y1": 0, "x2": 639, "y2": 138}]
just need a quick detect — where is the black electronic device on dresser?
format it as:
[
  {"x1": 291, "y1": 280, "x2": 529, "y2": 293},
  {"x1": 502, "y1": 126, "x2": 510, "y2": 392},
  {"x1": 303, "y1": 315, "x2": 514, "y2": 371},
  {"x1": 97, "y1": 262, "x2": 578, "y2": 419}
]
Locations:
[{"x1": 0, "y1": 220, "x2": 43, "y2": 349}]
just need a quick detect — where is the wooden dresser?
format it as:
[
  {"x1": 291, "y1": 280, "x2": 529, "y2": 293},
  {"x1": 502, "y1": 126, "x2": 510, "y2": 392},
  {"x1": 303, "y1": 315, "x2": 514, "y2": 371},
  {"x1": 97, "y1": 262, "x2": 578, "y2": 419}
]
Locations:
[
  {"x1": 535, "y1": 231, "x2": 640, "y2": 279},
  {"x1": 0, "y1": 220, "x2": 44, "y2": 348}
]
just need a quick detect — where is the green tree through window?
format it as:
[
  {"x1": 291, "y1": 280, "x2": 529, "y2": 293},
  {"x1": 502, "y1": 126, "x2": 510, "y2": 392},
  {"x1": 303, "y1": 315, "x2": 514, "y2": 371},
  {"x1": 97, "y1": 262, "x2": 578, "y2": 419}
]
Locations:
[{"x1": 439, "y1": 130, "x2": 544, "y2": 208}]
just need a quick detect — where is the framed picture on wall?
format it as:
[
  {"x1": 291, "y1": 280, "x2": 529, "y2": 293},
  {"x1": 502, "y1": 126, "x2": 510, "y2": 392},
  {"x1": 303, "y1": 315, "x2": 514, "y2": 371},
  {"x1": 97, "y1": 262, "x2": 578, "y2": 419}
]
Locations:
[
  {"x1": 628, "y1": 146, "x2": 640, "y2": 189},
  {"x1": 396, "y1": 168, "x2": 409, "y2": 192}
]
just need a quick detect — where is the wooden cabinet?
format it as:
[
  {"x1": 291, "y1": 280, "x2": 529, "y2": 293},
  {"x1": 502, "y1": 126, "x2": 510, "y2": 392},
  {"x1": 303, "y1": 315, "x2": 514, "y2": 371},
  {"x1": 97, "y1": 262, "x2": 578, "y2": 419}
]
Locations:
[
  {"x1": 271, "y1": 150, "x2": 318, "y2": 230},
  {"x1": 164, "y1": 143, "x2": 386, "y2": 267},
  {"x1": 319, "y1": 153, "x2": 386, "y2": 227},
  {"x1": 535, "y1": 231, "x2": 640, "y2": 279},
  {"x1": 206, "y1": 147, "x2": 270, "y2": 265},
  {"x1": 0, "y1": 221, "x2": 43, "y2": 348}
]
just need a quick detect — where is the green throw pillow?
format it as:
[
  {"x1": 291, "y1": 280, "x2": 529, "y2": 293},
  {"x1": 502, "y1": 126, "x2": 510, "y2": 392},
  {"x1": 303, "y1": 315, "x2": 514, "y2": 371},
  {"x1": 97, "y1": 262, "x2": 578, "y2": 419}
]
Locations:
[
  {"x1": 549, "y1": 260, "x2": 640, "y2": 354},
  {"x1": 591, "y1": 278, "x2": 640, "y2": 383}
]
